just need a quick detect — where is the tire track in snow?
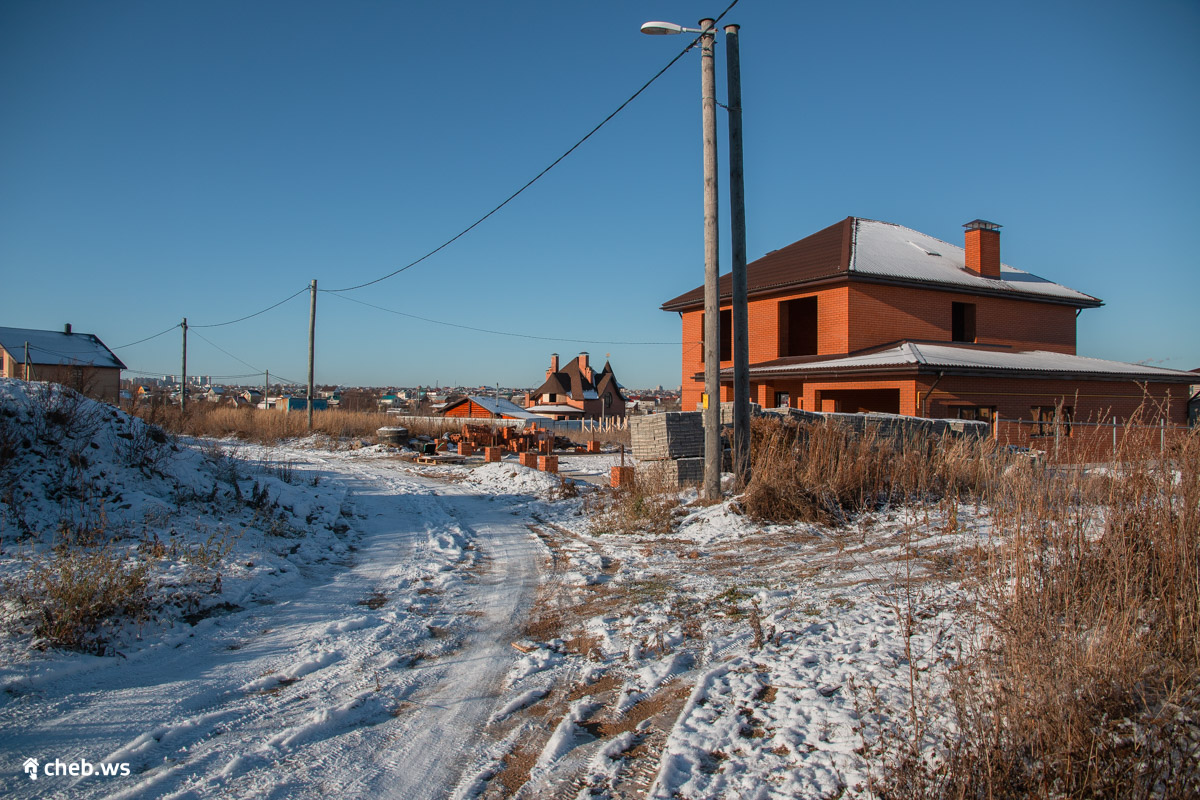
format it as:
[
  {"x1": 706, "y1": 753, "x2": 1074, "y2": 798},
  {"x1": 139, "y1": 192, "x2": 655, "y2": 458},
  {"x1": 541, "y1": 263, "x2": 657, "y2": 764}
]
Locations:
[{"x1": 0, "y1": 455, "x2": 540, "y2": 800}]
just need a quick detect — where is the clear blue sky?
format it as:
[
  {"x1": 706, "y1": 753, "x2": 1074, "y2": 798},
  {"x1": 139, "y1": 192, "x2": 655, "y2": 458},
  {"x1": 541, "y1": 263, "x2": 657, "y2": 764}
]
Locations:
[{"x1": 2, "y1": 1, "x2": 1197, "y2": 390}]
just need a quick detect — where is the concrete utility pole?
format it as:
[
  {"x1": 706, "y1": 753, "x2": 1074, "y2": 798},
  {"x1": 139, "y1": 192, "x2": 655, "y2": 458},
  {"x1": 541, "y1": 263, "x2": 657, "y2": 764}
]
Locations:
[
  {"x1": 725, "y1": 23, "x2": 751, "y2": 488},
  {"x1": 307, "y1": 279, "x2": 317, "y2": 431},
  {"x1": 264, "y1": 370, "x2": 269, "y2": 408},
  {"x1": 181, "y1": 318, "x2": 188, "y2": 413},
  {"x1": 700, "y1": 18, "x2": 721, "y2": 502}
]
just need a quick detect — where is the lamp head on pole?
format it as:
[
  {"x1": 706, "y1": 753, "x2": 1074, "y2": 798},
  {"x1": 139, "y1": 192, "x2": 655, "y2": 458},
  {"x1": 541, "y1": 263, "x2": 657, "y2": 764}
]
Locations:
[{"x1": 640, "y1": 20, "x2": 705, "y2": 35}]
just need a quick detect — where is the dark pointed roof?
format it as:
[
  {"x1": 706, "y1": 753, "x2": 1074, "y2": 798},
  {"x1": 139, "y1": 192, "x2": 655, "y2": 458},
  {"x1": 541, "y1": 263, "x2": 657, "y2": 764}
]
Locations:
[{"x1": 531, "y1": 354, "x2": 598, "y2": 401}]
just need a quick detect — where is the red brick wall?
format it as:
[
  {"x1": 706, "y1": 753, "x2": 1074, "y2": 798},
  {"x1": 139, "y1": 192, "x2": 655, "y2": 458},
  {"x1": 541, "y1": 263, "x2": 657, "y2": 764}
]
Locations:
[
  {"x1": 681, "y1": 286, "x2": 850, "y2": 410},
  {"x1": 848, "y1": 284, "x2": 1077, "y2": 354},
  {"x1": 925, "y1": 376, "x2": 1186, "y2": 425},
  {"x1": 679, "y1": 277, "x2": 1084, "y2": 409}
]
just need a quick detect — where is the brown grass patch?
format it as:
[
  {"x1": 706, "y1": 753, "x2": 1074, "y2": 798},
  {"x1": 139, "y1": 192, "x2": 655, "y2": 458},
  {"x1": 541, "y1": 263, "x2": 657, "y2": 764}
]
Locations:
[{"x1": 876, "y1": 407, "x2": 1200, "y2": 798}]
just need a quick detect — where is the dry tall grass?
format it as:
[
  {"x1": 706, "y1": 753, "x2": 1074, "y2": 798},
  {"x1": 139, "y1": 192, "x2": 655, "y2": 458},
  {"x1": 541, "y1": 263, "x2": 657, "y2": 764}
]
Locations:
[
  {"x1": 743, "y1": 416, "x2": 1002, "y2": 524},
  {"x1": 925, "y1": 425, "x2": 1200, "y2": 799},
  {"x1": 738, "y1": 411, "x2": 1199, "y2": 796},
  {"x1": 133, "y1": 403, "x2": 396, "y2": 444}
]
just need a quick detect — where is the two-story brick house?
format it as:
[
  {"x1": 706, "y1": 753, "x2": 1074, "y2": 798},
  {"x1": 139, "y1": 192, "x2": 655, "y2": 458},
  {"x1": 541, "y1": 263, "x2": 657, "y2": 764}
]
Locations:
[{"x1": 662, "y1": 217, "x2": 1193, "y2": 429}]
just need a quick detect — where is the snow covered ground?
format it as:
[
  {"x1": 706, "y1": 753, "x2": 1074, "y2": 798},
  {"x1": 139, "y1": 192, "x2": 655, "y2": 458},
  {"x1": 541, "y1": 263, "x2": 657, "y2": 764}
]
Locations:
[{"x1": 0, "y1": 380, "x2": 985, "y2": 798}]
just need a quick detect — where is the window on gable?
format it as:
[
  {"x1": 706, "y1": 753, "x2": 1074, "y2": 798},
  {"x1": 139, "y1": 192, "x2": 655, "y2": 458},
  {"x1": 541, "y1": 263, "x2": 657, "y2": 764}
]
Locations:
[
  {"x1": 952, "y1": 302, "x2": 977, "y2": 343},
  {"x1": 700, "y1": 310, "x2": 733, "y2": 363},
  {"x1": 779, "y1": 297, "x2": 818, "y2": 357}
]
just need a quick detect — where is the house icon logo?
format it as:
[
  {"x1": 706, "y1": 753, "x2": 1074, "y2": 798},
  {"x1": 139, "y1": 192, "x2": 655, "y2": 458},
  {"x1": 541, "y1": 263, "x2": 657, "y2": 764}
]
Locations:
[{"x1": 23, "y1": 757, "x2": 39, "y2": 780}]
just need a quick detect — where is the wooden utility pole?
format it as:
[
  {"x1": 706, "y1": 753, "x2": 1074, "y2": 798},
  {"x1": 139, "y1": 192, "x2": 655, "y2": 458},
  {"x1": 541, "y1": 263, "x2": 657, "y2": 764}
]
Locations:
[
  {"x1": 23, "y1": 341, "x2": 31, "y2": 381},
  {"x1": 725, "y1": 23, "x2": 751, "y2": 488},
  {"x1": 307, "y1": 279, "x2": 317, "y2": 431},
  {"x1": 264, "y1": 370, "x2": 269, "y2": 408},
  {"x1": 181, "y1": 318, "x2": 188, "y2": 412},
  {"x1": 700, "y1": 18, "x2": 721, "y2": 502}
]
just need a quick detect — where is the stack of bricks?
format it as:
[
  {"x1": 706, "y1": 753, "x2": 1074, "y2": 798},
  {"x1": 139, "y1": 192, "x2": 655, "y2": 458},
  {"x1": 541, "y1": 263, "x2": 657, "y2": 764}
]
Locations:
[
  {"x1": 629, "y1": 412, "x2": 706, "y2": 489},
  {"x1": 458, "y1": 442, "x2": 474, "y2": 457},
  {"x1": 538, "y1": 455, "x2": 558, "y2": 473},
  {"x1": 630, "y1": 412, "x2": 703, "y2": 461},
  {"x1": 638, "y1": 457, "x2": 703, "y2": 487},
  {"x1": 586, "y1": 440, "x2": 601, "y2": 453},
  {"x1": 719, "y1": 402, "x2": 763, "y2": 426},
  {"x1": 519, "y1": 452, "x2": 538, "y2": 468},
  {"x1": 484, "y1": 447, "x2": 502, "y2": 463}
]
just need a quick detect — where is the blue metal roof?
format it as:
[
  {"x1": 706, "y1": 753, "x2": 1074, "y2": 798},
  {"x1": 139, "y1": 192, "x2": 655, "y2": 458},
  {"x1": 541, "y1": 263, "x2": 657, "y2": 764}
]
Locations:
[{"x1": 0, "y1": 326, "x2": 126, "y2": 370}]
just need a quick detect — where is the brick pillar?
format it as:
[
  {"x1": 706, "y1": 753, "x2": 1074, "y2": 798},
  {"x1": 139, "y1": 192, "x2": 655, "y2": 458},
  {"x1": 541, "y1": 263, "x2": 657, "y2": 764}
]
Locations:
[{"x1": 611, "y1": 465, "x2": 635, "y2": 488}]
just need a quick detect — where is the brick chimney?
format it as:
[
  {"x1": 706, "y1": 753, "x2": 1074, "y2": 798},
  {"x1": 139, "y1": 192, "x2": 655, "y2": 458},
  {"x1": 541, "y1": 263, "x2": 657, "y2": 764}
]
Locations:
[
  {"x1": 963, "y1": 220, "x2": 1002, "y2": 278},
  {"x1": 547, "y1": 353, "x2": 559, "y2": 379},
  {"x1": 578, "y1": 352, "x2": 591, "y2": 382}
]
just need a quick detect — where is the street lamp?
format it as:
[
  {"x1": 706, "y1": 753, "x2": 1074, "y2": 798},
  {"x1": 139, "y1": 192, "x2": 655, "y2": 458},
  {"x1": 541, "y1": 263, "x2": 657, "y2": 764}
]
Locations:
[{"x1": 641, "y1": 18, "x2": 751, "y2": 498}]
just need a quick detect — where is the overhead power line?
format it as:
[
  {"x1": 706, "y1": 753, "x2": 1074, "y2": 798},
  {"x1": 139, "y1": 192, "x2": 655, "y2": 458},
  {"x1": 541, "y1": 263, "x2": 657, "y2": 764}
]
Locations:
[
  {"x1": 189, "y1": 328, "x2": 267, "y2": 374},
  {"x1": 112, "y1": 324, "x2": 180, "y2": 350},
  {"x1": 325, "y1": 292, "x2": 680, "y2": 345},
  {"x1": 189, "y1": 285, "x2": 310, "y2": 329},
  {"x1": 322, "y1": 3, "x2": 740, "y2": 295}
]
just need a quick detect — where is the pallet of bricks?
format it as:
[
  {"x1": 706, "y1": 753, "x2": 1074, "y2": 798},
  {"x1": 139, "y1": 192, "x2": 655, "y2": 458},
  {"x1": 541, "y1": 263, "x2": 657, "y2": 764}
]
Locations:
[{"x1": 628, "y1": 412, "x2": 704, "y2": 489}]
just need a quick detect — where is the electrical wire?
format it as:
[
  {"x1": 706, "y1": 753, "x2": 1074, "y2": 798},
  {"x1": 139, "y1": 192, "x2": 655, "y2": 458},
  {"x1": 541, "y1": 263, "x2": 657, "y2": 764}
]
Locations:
[
  {"x1": 188, "y1": 286, "x2": 310, "y2": 329},
  {"x1": 188, "y1": 328, "x2": 271, "y2": 375},
  {"x1": 112, "y1": 324, "x2": 180, "y2": 350},
  {"x1": 326, "y1": 292, "x2": 681, "y2": 346},
  {"x1": 323, "y1": 0, "x2": 740, "y2": 294}
]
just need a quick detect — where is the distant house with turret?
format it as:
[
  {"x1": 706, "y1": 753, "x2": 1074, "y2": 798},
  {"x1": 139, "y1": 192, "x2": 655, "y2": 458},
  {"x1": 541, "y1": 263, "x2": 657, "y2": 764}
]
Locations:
[{"x1": 525, "y1": 352, "x2": 626, "y2": 421}]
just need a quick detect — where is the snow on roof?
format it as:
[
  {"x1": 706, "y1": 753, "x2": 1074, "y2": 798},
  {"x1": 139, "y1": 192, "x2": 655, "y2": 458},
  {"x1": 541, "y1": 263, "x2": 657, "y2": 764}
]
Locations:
[
  {"x1": 525, "y1": 404, "x2": 584, "y2": 414},
  {"x1": 0, "y1": 326, "x2": 126, "y2": 370},
  {"x1": 849, "y1": 219, "x2": 1099, "y2": 305},
  {"x1": 746, "y1": 342, "x2": 1197, "y2": 381},
  {"x1": 461, "y1": 395, "x2": 548, "y2": 420},
  {"x1": 662, "y1": 217, "x2": 1102, "y2": 310}
]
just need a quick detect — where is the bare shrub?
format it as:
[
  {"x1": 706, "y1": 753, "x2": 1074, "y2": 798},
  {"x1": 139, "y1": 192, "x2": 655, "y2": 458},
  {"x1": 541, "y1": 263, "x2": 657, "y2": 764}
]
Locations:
[
  {"x1": 588, "y1": 465, "x2": 679, "y2": 535},
  {"x1": 4, "y1": 547, "x2": 150, "y2": 653}
]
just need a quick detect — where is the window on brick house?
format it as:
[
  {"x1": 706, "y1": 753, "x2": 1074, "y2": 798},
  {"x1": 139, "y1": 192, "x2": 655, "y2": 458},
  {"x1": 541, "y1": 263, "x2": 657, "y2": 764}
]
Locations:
[
  {"x1": 700, "y1": 310, "x2": 733, "y2": 363},
  {"x1": 1030, "y1": 405, "x2": 1073, "y2": 437},
  {"x1": 952, "y1": 302, "x2": 976, "y2": 343},
  {"x1": 779, "y1": 297, "x2": 818, "y2": 357},
  {"x1": 955, "y1": 405, "x2": 995, "y2": 425}
]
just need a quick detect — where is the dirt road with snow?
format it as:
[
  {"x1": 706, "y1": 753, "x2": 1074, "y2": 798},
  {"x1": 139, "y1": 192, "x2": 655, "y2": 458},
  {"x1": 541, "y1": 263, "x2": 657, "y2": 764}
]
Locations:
[{"x1": 0, "y1": 457, "x2": 540, "y2": 799}]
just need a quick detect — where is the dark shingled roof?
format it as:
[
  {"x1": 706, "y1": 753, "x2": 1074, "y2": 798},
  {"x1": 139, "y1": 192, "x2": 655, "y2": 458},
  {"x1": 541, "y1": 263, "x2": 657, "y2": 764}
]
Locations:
[
  {"x1": 0, "y1": 326, "x2": 126, "y2": 370},
  {"x1": 532, "y1": 355, "x2": 598, "y2": 401}
]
